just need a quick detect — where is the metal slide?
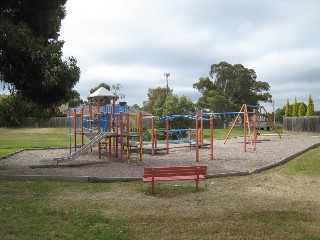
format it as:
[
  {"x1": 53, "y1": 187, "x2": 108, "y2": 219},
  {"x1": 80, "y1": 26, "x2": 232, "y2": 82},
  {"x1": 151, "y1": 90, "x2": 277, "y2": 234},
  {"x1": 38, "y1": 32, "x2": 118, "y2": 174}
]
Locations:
[{"x1": 54, "y1": 132, "x2": 111, "y2": 164}]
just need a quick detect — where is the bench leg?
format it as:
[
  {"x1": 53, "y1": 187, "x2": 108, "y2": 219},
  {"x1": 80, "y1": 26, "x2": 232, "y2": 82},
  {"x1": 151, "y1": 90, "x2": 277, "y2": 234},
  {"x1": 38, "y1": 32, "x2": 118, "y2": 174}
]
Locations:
[
  {"x1": 196, "y1": 168, "x2": 200, "y2": 191},
  {"x1": 195, "y1": 179, "x2": 199, "y2": 191},
  {"x1": 151, "y1": 179, "x2": 155, "y2": 194}
]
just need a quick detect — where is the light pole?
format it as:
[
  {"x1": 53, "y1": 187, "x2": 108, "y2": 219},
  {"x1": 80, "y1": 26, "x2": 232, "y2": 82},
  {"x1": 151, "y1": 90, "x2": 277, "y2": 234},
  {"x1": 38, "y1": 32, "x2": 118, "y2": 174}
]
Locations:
[{"x1": 164, "y1": 72, "x2": 170, "y2": 95}]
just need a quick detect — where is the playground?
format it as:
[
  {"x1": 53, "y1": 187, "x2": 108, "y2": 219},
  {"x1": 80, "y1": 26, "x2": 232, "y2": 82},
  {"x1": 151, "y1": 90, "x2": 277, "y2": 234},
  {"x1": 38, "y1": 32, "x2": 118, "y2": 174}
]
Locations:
[
  {"x1": 1, "y1": 134, "x2": 320, "y2": 180},
  {"x1": 1, "y1": 86, "x2": 320, "y2": 180},
  {"x1": 1, "y1": 88, "x2": 319, "y2": 180}
]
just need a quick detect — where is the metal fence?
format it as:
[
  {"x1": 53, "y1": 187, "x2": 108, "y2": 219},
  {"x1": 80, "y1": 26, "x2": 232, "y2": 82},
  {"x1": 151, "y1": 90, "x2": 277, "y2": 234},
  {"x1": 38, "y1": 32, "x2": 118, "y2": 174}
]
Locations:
[{"x1": 283, "y1": 116, "x2": 320, "y2": 133}]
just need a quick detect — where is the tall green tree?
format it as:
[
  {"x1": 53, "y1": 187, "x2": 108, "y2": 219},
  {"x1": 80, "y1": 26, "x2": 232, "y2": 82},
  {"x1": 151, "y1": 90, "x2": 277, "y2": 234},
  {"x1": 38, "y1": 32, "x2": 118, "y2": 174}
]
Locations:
[
  {"x1": 193, "y1": 62, "x2": 271, "y2": 112},
  {"x1": 298, "y1": 102, "x2": 307, "y2": 116},
  {"x1": 285, "y1": 99, "x2": 291, "y2": 117},
  {"x1": 68, "y1": 90, "x2": 84, "y2": 108},
  {"x1": 193, "y1": 77, "x2": 237, "y2": 112},
  {"x1": 292, "y1": 97, "x2": 298, "y2": 117},
  {"x1": 142, "y1": 87, "x2": 172, "y2": 115},
  {"x1": 0, "y1": 0, "x2": 80, "y2": 111},
  {"x1": 159, "y1": 94, "x2": 195, "y2": 129},
  {"x1": 306, "y1": 94, "x2": 314, "y2": 116}
]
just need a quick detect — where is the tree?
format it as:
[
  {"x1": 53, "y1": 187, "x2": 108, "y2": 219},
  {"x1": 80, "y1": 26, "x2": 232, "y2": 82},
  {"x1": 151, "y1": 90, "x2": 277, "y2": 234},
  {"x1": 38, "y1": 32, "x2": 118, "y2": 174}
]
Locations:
[
  {"x1": 89, "y1": 83, "x2": 111, "y2": 94},
  {"x1": 292, "y1": 97, "x2": 298, "y2": 117},
  {"x1": 111, "y1": 83, "x2": 125, "y2": 100},
  {"x1": 67, "y1": 90, "x2": 84, "y2": 108},
  {"x1": 210, "y1": 62, "x2": 271, "y2": 104},
  {"x1": 193, "y1": 62, "x2": 272, "y2": 112},
  {"x1": 298, "y1": 102, "x2": 307, "y2": 116},
  {"x1": 131, "y1": 104, "x2": 140, "y2": 109},
  {"x1": 142, "y1": 87, "x2": 172, "y2": 115},
  {"x1": 306, "y1": 94, "x2": 314, "y2": 116},
  {"x1": 193, "y1": 77, "x2": 237, "y2": 112},
  {"x1": 0, "y1": 93, "x2": 37, "y2": 126},
  {"x1": 159, "y1": 94, "x2": 195, "y2": 129},
  {"x1": 0, "y1": 0, "x2": 80, "y2": 110},
  {"x1": 285, "y1": 99, "x2": 291, "y2": 117},
  {"x1": 275, "y1": 107, "x2": 285, "y2": 123}
]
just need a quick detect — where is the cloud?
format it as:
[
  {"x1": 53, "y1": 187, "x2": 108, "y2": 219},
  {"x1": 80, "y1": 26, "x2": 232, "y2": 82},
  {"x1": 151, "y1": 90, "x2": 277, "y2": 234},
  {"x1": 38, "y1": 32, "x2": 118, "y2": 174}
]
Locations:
[{"x1": 60, "y1": 0, "x2": 320, "y2": 112}]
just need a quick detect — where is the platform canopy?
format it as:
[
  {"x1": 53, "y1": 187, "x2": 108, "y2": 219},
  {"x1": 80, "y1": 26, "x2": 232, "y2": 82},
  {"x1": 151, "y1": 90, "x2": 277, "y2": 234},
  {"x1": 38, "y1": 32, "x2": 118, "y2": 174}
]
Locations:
[{"x1": 89, "y1": 87, "x2": 117, "y2": 98}]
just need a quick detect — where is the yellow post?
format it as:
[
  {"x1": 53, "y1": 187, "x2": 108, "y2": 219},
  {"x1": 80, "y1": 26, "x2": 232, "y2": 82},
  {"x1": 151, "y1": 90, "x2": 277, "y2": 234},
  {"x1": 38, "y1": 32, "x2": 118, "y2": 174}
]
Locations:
[{"x1": 120, "y1": 112, "x2": 124, "y2": 163}]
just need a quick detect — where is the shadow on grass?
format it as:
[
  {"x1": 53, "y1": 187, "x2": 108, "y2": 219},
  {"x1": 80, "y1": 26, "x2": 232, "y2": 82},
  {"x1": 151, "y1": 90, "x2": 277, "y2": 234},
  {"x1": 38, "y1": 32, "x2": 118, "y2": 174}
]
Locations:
[{"x1": 141, "y1": 181, "x2": 207, "y2": 197}]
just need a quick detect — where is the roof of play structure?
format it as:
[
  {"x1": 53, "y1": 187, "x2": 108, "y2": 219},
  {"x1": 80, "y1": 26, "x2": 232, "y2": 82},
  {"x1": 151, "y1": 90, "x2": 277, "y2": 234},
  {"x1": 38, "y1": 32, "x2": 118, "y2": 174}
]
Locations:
[{"x1": 89, "y1": 87, "x2": 116, "y2": 98}]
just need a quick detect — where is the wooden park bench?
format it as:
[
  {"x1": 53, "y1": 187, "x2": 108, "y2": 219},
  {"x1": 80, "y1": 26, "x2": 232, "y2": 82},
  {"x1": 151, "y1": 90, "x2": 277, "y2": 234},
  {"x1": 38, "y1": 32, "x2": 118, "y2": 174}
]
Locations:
[{"x1": 143, "y1": 165, "x2": 207, "y2": 194}]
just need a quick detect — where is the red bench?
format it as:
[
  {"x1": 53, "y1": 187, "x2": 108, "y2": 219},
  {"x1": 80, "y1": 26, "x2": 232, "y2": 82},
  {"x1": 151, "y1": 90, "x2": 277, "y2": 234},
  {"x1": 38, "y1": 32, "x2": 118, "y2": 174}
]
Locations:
[{"x1": 143, "y1": 166, "x2": 207, "y2": 194}]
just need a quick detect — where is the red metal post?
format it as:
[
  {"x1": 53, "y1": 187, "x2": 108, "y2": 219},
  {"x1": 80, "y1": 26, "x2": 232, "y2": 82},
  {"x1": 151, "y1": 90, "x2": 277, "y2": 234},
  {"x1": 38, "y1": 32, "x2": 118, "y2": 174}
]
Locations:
[
  {"x1": 74, "y1": 109, "x2": 77, "y2": 152},
  {"x1": 210, "y1": 114, "x2": 214, "y2": 160},
  {"x1": 166, "y1": 118, "x2": 169, "y2": 154},
  {"x1": 152, "y1": 116, "x2": 155, "y2": 156},
  {"x1": 139, "y1": 112, "x2": 143, "y2": 161},
  {"x1": 244, "y1": 104, "x2": 247, "y2": 152},
  {"x1": 81, "y1": 108, "x2": 84, "y2": 147},
  {"x1": 200, "y1": 110, "x2": 204, "y2": 148},
  {"x1": 196, "y1": 115, "x2": 199, "y2": 162}
]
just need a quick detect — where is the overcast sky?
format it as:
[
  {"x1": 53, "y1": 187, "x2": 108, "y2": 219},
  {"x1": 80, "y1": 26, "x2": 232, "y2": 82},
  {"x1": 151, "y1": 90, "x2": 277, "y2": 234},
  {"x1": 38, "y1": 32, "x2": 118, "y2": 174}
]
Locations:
[{"x1": 59, "y1": 0, "x2": 320, "y2": 112}]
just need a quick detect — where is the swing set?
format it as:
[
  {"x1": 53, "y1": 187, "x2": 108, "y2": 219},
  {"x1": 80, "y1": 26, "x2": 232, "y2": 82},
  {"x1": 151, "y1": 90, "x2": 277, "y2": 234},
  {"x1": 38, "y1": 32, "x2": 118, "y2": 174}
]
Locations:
[{"x1": 223, "y1": 104, "x2": 282, "y2": 152}]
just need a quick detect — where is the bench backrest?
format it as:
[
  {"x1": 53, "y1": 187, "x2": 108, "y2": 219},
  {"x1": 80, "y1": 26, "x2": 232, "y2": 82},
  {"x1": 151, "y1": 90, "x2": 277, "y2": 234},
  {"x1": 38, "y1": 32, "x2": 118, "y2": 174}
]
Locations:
[{"x1": 144, "y1": 166, "x2": 207, "y2": 178}]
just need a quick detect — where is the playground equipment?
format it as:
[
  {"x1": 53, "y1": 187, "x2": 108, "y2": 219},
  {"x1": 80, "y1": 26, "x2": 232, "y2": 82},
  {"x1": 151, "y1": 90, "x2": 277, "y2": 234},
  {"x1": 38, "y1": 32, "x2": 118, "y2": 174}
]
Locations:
[
  {"x1": 223, "y1": 103, "x2": 282, "y2": 152},
  {"x1": 54, "y1": 87, "x2": 144, "y2": 164},
  {"x1": 54, "y1": 91, "x2": 280, "y2": 165},
  {"x1": 150, "y1": 114, "x2": 214, "y2": 162}
]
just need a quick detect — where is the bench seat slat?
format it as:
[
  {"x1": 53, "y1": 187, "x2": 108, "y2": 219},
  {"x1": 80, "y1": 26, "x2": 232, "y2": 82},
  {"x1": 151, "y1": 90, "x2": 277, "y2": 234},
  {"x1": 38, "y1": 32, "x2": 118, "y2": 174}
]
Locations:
[
  {"x1": 143, "y1": 175, "x2": 205, "y2": 182},
  {"x1": 144, "y1": 166, "x2": 207, "y2": 171},
  {"x1": 144, "y1": 172, "x2": 206, "y2": 178},
  {"x1": 144, "y1": 166, "x2": 207, "y2": 177}
]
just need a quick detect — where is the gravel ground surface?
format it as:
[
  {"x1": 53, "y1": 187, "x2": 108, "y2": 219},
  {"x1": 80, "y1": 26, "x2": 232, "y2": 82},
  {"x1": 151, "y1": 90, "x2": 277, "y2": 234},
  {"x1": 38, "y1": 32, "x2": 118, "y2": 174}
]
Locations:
[{"x1": 1, "y1": 134, "x2": 320, "y2": 180}]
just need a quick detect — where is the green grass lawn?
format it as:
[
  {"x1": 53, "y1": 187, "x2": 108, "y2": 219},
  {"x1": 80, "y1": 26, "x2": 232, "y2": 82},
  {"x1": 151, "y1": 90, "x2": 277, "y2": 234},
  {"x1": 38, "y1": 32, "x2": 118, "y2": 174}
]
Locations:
[
  {"x1": 0, "y1": 146, "x2": 319, "y2": 239},
  {"x1": 0, "y1": 128, "x2": 71, "y2": 157},
  {"x1": 0, "y1": 127, "x2": 252, "y2": 157},
  {"x1": 0, "y1": 127, "x2": 319, "y2": 239}
]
